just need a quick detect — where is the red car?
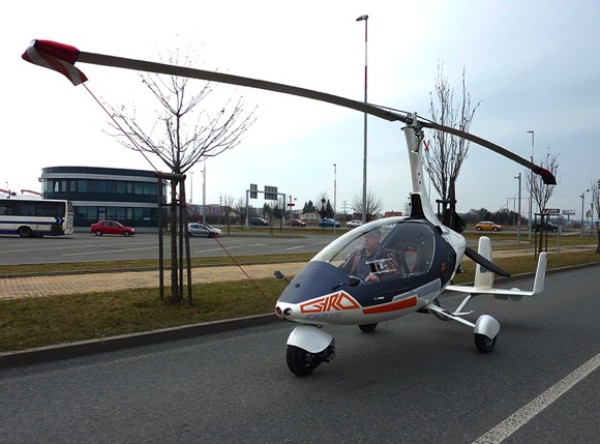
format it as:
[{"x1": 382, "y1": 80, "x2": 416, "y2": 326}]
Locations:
[
  {"x1": 90, "y1": 220, "x2": 135, "y2": 237},
  {"x1": 287, "y1": 219, "x2": 306, "y2": 227}
]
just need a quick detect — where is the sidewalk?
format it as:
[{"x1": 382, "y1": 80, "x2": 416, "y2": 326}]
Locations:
[{"x1": 0, "y1": 262, "x2": 305, "y2": 300}]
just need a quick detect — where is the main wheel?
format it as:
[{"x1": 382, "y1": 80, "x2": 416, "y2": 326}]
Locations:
[
  {"x1": 286, "y1": 345, "x2": 322, "y2": 376},
  {"x1": 358, "y1": 323, "x2": 378, "y2": 333},
  {"x1": 123, "y1": 231, "x2": 130, "y2": 237},
  {"x1": 475, "y1": 333, "x2": 497, "y2": 353},
  {"x1": 17, "y1": 226, "x2": 33, "y2": 238},
  {"x1": 95, "y1": 230, "x2": 103, "y2": 236}
]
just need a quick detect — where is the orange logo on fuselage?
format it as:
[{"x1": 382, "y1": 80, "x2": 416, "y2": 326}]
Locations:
[{"x1": 300, "y1": 291, "x2": 361, "y2": 313}]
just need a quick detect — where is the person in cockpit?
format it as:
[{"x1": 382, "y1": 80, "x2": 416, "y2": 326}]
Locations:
[{"x1": 340, "y1": 229, "x2": 401, "y2": 282}]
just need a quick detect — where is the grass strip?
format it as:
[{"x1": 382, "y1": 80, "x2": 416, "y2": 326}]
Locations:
[{"x1": 1, "y1": 247, "x2": 598, "y2": 353}]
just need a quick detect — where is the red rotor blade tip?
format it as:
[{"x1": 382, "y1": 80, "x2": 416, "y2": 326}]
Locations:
[
  {"x1": 536, "y1": 167, "x2": 557, "y2": 185},
  {"x1": 22, "y1": 39, "x2": 87, "y2": 86}
]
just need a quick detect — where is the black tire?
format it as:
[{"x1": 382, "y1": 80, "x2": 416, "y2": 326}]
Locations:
[
  {"x1": 286, "y1": 345, "x2": 321, "y2": 376},
  {"x1": 95, "y1": 230, "x2": 103, "y2": 236},
  {"x1": 123, "y1": 231, "x2": 130, "y2": 237},
  {"x1": 493, "y1": 227, "x2": 499, "y2": 231},
  {"x1": 475, "y1": 333, "x2": 497, "y2": 353},
  {"x1": 358, "y1": 323, "x2": 378, "y2": 333},
  {"x1": 17, "y1": 226, "x2": 33, "y2": 238}
]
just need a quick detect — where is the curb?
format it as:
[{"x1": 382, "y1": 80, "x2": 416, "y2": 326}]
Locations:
[
  {"x1": 0, "y1": 313, "x2": 282, "y2": 369},
  {"x1": 1, "y1": 262, "x2": 598, "y2": 369}
]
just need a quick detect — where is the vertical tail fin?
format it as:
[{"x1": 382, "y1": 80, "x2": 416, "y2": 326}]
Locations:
[
  {"x1": 531, "y1": 252, "x2": 547, "y2": 294},
  {"x1": 474, "y1": 236, "x2": 494, "y2": 289}
]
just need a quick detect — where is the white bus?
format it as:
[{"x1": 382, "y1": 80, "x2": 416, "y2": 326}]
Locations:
[{"x1": 0, "y1": 197, "x2": 74, "y2": 237}]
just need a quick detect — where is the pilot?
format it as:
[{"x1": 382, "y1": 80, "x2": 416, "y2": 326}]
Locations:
[{"x1": 340, "y1": 229, "x2": 400, "y2": 282}]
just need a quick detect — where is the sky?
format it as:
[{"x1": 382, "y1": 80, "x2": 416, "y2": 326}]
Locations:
[{"x1": 3, "y1": 0, "x2": 600, "y2": 221}]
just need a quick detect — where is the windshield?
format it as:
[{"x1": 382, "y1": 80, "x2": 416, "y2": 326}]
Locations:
[{"x1": 312, "y1": 217, "x2": 437, "y2": 280}]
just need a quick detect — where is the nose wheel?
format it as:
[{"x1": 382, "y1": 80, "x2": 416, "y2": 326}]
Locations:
[
  {"x1": 285, "y1": 325, "x2": 335, "y2": 376},
  {"x1": 286, "y1": 343, "x2": 335, "y2": 376}
]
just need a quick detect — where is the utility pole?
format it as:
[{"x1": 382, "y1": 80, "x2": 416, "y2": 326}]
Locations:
[{"x1": 526, "y1": 130, "x2": 534, "y2": 241}]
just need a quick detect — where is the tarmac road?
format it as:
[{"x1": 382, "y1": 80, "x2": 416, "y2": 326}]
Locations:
[
  {"x1": 0, "y1": 232, "x2": 337, "y2": 265},
  {"x1": 0, "y1": 266, "x2": 598, "y2": 443}
]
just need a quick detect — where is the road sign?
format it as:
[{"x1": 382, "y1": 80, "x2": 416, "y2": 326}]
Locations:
[
  {"x1": 250, "y1": 183, "x2": 257, "y2": 199},
  {"x1": 287, "y1": 202, "x2": 295, "y2": 207},
  {"x1": 265, "y1": 185, "x2": 278, "y2": 200},
  {"x1": 544, "y1": 208, "x2": 560, "y2": 214}
]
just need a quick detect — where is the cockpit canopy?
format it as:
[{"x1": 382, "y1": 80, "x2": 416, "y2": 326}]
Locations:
[
  {"x1": 313, "y1": 217, "x2": 438, "y2": 279},
  {"x1": 277, "y1": 217, "x2": 458, "y2": 307}
]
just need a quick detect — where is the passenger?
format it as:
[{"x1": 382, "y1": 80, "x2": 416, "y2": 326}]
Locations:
[{"x1": 340, "y1": 229, "x2": 401, "y2": 282}]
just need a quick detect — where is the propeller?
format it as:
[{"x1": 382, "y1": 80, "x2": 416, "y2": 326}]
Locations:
[
  {"x1": 23, "y1": 39, "x2": 557, "y2": 185},
  {"x1": 464, "y1": 247, "x2": 511, "y2": 277}
]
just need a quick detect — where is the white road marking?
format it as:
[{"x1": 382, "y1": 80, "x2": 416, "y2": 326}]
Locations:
[
  {"x1": 472, "y1": 352, "x2": 600, "y2": 444},
  {"x1": 192, "y1": 243, "x2": 266, "y2": 254},
  {"x1": 64, "y1": 246, "x2": 158, "y2": 256}
]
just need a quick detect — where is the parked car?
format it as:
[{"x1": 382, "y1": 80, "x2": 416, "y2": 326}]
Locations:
[
  {"x1": 287, "y1": 219, "x2": 306, "y2": 227},
  {"x1": 90, "y1": 220, "x2": 135, "y2": 237},
  {"x1": 250, "y1": 217, "x2": 270, "y2": 226},
  {"x1": 319, "y1": 218, "x2": 340, "y2": 228},
  {"x1": 187, "y1": 222, "x2": 222, "y2": 237},
  {"x1": 534, "y1": 221, "x2": 559, "y2": 233},
  {"x1": 346, "y1": 219, "x2": 363, "y2": 229},
  {"x1": 475, "y1": 221, "x2": 503, "y2": 232}
]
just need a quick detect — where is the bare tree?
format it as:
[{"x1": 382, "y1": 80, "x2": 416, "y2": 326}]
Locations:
[
  {"x1": 424, "y1": 63, "x2": 480, "y2": 212},
  {"x1": 528, "y1": 152, "x2": 559, "y2": 213},
  {"x1": 593, "y1": 180, "x2": 600, "y2": 252},
  {"x1": 221, "y1": 194, "x2": 235, "y2": 228},
  {"x1": 106, "y1": 47, "x2": 256, "y2": 303},
  {"x1": 232, "y1": 196, "x2": 247, "y2": 229},
  {"x1": 591, "y1": 179, "x2": 600, "y2": 226},
  {"x1": 352, "y1": 190, "x2": 383, "y2": 221}
]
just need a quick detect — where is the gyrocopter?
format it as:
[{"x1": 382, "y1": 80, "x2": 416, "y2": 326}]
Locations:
[{"x1": 22, "y1": 40, "x2": 555, "y2": 377}]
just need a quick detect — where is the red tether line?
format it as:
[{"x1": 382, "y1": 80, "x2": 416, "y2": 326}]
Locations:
[{"x1": 212, "y1": 235, "x2": 274, "y2": 306}]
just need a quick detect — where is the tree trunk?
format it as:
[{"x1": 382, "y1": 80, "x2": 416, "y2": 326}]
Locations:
[{"x1": 169, "y1": 180, "x2": 181, "y2": 302}]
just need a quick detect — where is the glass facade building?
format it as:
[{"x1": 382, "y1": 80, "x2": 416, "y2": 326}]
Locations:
[{"x1": 40, "y1": 166, "x2": 167, "y2": 231}]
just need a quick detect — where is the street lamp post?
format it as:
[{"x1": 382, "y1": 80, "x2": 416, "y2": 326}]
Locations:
[
  {"x1": 356, "y1": 14, "x2": 368, "y2": 224},
  {"x1": 526, "y1": 130, "x2": 534, "y2": 241},
  {"x1": 580, "y1": 189, "x2": 589, "y2": 237},
  {"x1": 202, "y1": 159, "x2": 207, "y2": 223},
  {"x1": 190, "y1": 172, "x2": 194, "y2": 204},
  {"x1": 333, "y1": 163, "x2": 337, "y2": 233},
  {"x1": 515, "y1": 172, "x2": 522, "y2": 245}
]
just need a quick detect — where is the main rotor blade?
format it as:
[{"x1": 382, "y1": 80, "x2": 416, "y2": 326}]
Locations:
[
  {"x1": 421, "y1": 121, "x2": 557, "y2": 185},
  {"x1": 77, "y1": 50, "x2": 410, "y2": 125},
  {"x1": 23, "y1": 40, "x2": 556, "y2": 185},
  {"x1": 464, "y1": 247, "x2": 511, "y2": 277}
]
